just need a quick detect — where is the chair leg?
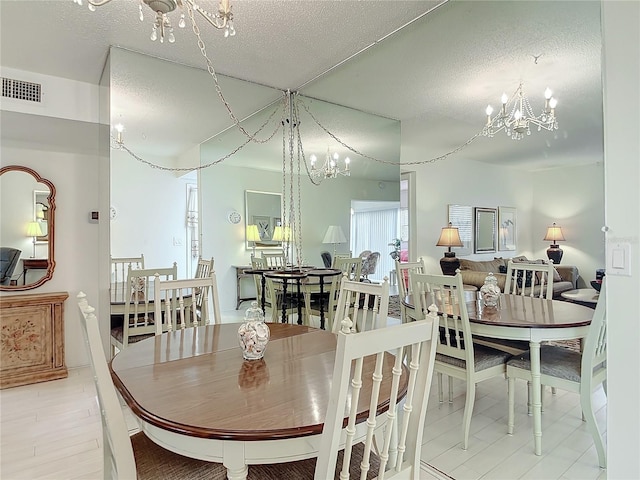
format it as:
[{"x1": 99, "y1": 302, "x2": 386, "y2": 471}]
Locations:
[
  {"x1": 580, "y1": 385, "x2": 606, "y2": 468},
  {"x1": 437, "y1": 373, "x2": 444, "y2": 403},
  {"x1": 461, "y1": 381, "x2": 476, "y2": 450},
  {"x1": 448, "y1": 376, "x2": 454, "y2": 403},
  {"x1": 507, "y1": 377, "x2": 515, "y2": 435}
]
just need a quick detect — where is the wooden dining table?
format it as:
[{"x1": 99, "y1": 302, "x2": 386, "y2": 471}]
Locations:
[
  {"x1": 110, "y1": 322, "x2": 406, "y2": 479},
  {"x1": 403, "y1": 292, "x2": 594, "y2": 456}
]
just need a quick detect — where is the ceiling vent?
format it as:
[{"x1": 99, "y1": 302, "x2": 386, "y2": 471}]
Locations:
[{"x1": 2, "y1": 77, "x2": 42, "y2": 103}]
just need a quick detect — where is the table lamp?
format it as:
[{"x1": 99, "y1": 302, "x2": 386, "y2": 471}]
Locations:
[
  {"x1": 272, "y1": 225, "x2": 292, "y2": 265},
  {"x1": 25, "y1": 221, "x2": 43, "y2": 258},
  {"x1": 543, "y1": 222, "x2": 565, "y2": 264},
  {"x1": 436, "y1": 222, "x2": 463, "y2": 275},
  {"x1": 246, "y1": 224, "x2": 261, "y2": 258},
  {"x1": 322, "y1": 225, "x2": 347, "y2": 258}
]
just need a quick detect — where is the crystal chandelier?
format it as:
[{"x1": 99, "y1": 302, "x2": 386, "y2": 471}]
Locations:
[
  {"x1": 73, "y1": 0, "x2": 235, "y2": 44},
  {"x1": 309, "y1": 148, "x2": 351, "y2": 180},
  {"x1": 482, "y1": 83, "x2": 558, "y2": 140}
]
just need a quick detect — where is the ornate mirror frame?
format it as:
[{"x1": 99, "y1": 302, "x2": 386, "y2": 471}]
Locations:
[{"x1": 0, "y1": 165, "x2": 56, "y2": 291}]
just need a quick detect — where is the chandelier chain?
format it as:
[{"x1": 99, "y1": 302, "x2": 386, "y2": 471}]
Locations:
[
  {"x1": 115, "y1": 102, "x2": 284, "y2": 171},
  {"x1": 186, "y1": 2, "x2": 284, "y2": 144},
  {"x1": 298, "y1": 97, "x2": 481, "y2": 166}
]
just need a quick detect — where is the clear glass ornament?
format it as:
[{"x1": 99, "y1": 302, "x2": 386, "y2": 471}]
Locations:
[
  {"x1": 480, "y1": 272, "x2": 501, "y2": 308},
  {"x1": 237, "y1": 301, "x2": 270, "y2": 360}
]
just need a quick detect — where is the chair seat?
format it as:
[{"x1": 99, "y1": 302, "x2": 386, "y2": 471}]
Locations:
[
  {"x1": 248, "y1": 442, "x2": 381, "y2": 479},
  {"x1": 110, "y1": 327, "x2": 154, "y2": 345},
  {"x1": 436, "y1": 344, "x2": 512, "y2": 371},
  {"x1": 507, "y1": 344, "x2": 582, "y2": 382}
]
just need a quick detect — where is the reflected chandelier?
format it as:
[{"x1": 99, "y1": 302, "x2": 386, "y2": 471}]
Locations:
[
  {"x1": 482, "y1": 83, "x2": 558, "y2": 140},
  {"x1": 309, "y1": 148, "x2": 350, "y2": 181},
  {"x1": 73, "y1": 0, "x2": 235, "y2": 43}
]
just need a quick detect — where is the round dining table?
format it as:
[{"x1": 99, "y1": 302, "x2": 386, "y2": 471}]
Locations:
[
  {"x1": 110, "y1": 322, "x2": 405, "y2": 479},
  {"x1": 403, "y1": 292, "x2": 594, "y2": 456}
]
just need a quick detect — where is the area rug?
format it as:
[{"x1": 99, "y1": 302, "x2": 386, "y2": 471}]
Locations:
[{"x1": 388, "y1": 295, "x2": 401, "y2": 319}]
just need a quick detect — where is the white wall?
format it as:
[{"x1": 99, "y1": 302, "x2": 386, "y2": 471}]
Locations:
[
  {"x1": 601, "y1": 1, "x2": 640, "y2": 476},
  {"x1": 532, "y1": 163, "x2": 605, "y2": 287},
  {"x1": 110, "y1": 148, "x2": 192, "y2": 279},
  {"x1": 0, "y1": 146, "x2": 102, "y2": 369}
]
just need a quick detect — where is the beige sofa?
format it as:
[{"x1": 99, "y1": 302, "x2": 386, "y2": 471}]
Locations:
[{"x1": 458, "y1": 256, "x2": 579, "y2": 299}]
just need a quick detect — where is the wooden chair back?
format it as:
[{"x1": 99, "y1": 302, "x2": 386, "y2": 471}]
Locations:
[
  {"x1": 110, "y1": 254, "x2": 144, "y2": 301},
  {"x1": 77, "y1": 293, "x2": 137, "y2": 479},
  {"x1": 314, "y1": 317, "x2": 439, "y2": 479},
  {"x1": 154, "y1": 273, "x2": 221, "y2": 332},
  {"x1": 332, "y1": 256, "x2": 363, "y2": 282},
  {"x1": 114, "y1": 264, "x2": 177, "y2": 352},
  {"x1": 395, "y1": 257, "x2": 427, "y2": 299},
  {"x1": 194, "y1": 256, "x2": 214, "y2": 279},
  {"x1": 262, "y1": 251, "x2": 286, "y2": 269},
  {"x1": 333, "y1": 275, "x2": 389, "y2": 333},
  {"x1": 504, "y1": 260, "x2": 555, "y2": 298}
]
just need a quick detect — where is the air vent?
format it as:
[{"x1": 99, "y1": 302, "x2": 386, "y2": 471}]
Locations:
[{"x1": 2, "y1": 77, "x2": 42, "y2": 103}]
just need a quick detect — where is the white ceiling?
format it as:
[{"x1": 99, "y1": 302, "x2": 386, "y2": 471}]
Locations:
[{"x1": 0, "y1": 0, "x2": 604, "y2": 176}]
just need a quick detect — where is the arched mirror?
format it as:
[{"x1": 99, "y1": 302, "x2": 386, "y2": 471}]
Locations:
[{"x1": 0, "y1": 165, "x2": 56, "y2": 290}]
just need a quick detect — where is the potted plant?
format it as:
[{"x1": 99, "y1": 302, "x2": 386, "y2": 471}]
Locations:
[{"x1": 389, "y1": 238, "x2": 401, "y2": 260}]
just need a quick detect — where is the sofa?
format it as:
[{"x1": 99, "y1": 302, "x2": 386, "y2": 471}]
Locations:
[{"x1": 458, "y1": 255, "x2": 579, "y2": 299}]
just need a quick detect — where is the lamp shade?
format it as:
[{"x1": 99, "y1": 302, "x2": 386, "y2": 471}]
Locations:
[
  {"x1": 25, "y1": 221, "x2": 43, "y2": 237},
  {"x1": 543, "y1": 223, "x2": 565, "y2": 244},
  {"x1": 272, "y1": 225, "x2": 291, "y2": 242},
  {"x1": 322, "y1": 225, "x2": 346, "y2": 244},
  {"x1": 246, "y1": 224, "x2": 261, "y2": 242},
  {"x1": 436, "y1": 223, "x2": 463, "y2": 248}
]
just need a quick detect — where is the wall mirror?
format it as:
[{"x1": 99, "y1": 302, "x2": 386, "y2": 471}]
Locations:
[
  {"x1": 474, "y1": 207, "x2": 497, "y2": 253},
  {"x1": 245, "y1": 190, "x2": 283, "y2": 250},
  {"x1": 0, "y1": 165, "x2": 56, "y2": 290}
]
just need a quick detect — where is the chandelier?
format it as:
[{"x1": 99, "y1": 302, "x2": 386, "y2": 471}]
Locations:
[
  {"x1": 309, "y1": 148, "x2": 351, "y2": 180},
  {"x1": 73, "y1": 0, "x2": 235, "y2": 43},
  {"x1": 482, "y1": 83, "x2": 558, "y2": 140}
]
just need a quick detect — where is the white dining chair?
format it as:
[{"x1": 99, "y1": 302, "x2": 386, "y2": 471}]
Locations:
[
  {"x1": 110, "y1": 263, "x2": 177, "y2": 357},
  {"x1": 506, "y1": 280, "x2": 607, "y2": 468},
  {"x1": 261, "y1": 251, "x2": 286, "y2": 269},
  {"x1": 154, "y1": 273, "x2": 222, "y2": 332},
  {"x1": 411, "y1": 272, "x2": 512, "y2": 450},
  {"x1": 395, "y1": 257, "x2": 426, "y2": 324},
  {"x1": 332, "y1": 275, "x2": 389, "y2": 333},
  {"x1": 76, "y1": 293, "x2": 227, "y2": 479},
  {"x1": 332, "y1": 256, "x2": 363, "y2": 282},
  {"x1": 504, "y1": 260, "x2": 555, "y2": 298},
  {"x1": 110, "y1": 254, "x2": 144, "y2": 301},
  {"x1": 194, "y1": 256, "x2": 214, "y2": 279}
]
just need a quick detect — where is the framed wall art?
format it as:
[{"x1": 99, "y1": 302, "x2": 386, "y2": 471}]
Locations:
[
  {"x1": 498, "y1": 206, "x2": 517, "y2": 251},
  {"x1": 474, "y1": 207, "x2": 497, "y2": 253}
]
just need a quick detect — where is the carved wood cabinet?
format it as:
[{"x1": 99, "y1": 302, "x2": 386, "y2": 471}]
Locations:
[{"x1": 0, "y1": 292, "x2": 68, "y2": 389}]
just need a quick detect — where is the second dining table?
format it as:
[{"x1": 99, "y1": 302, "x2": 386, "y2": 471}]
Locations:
[
  {"x1": 403, "y1": 292, "x2": 594, "y2": 456},
  {"x1": 110, "y1": 322, "x2": 406, "y2": 479}
]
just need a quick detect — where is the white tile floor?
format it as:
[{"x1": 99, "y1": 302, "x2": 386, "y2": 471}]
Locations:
[{"x1": 0, "y1": 311, "x2": 607, "y2": 480}]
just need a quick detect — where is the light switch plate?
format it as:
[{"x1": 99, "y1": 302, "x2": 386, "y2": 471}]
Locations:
[{"x1": 607, "y1": 242, "x2": 631, "y2": 276}]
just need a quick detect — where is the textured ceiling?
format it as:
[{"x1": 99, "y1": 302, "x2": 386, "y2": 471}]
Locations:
[{"x1": 0, "y1": 0, "x2": 604, "y2": 175}]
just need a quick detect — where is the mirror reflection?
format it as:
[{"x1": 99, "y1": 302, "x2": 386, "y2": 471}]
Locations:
[
  {"x1": 0, "y1": 165, "x2": 55, "y2": 290},
  {"x1": 245, "y1": 190, "x2": 282, "y2": 250}
]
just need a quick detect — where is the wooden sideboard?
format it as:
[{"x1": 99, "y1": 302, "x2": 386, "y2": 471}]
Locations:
[{"x1": 0, "y1": 291, "x2": 68, "y2": 389}]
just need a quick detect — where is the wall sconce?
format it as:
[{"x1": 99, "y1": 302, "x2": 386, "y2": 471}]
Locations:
[
  {"x1": 543, "y1": 222, "x2": 566, "y2": 264},
  {"x1": 322, "y1": 225, "x2": 347, "y2": 258},
  {"x1": 436, "y1": 222, "x2": 463, "y2": 275},
  {"x1": 246, "y1": 224, "x2": 261, "y2": 258},
  {"x1": 25, "y1": 221, "x2": 43, "y2": 258}
]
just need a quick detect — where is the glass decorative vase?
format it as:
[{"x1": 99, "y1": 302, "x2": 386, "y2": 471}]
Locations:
[
  {"x1": 480, "y1": 272, "x2": 501, "y2": 308},
  {"x1": 237, "y1": 301, "x2": 270, "y2": 360}
]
